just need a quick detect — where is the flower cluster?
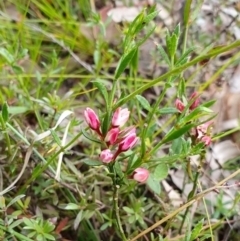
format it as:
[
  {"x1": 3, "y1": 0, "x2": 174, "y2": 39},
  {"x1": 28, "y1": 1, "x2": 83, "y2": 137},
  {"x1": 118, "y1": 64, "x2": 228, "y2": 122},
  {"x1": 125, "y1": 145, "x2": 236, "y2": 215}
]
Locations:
[
  {"x1": 193, "y1": 121, "x2": 213, "y2": 146},
  {"x1": 175, "y1": 92, "x2": 200, "y2": 112},
  {"x1": 175, "y1": 92, "x2": 213, "y2": 146},
  {"x1": 84, "y1": 107, "x2": 149, "y2": 183}
]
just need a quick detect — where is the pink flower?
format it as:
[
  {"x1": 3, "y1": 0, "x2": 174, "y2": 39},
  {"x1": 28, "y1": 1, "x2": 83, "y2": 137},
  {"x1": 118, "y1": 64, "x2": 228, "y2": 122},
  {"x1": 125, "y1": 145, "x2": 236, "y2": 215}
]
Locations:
[
  {"x1": 118, "y1": 133, "x2": 138, "y2": 152},
  {"x1": 112, "y1": 108, "x2": 130, "y2": 127},
  {"x1": 175, "y1": 99, "x2": 185, "y2": 112},
  {"x1": 189, "y1": 92, "x2": 200, "y2": 110},
  {"x1": 133, "y1": 168, "x2": 149, "y2": 183},
  {"x1": 105, "y1": 127, "x2": 120, "y2": 145},
  {"x1": 119, "y1": 126, "x2": 136, "y2": 139},
  {"x1": 196, "y1": 121, "x2": 213, "y2": 139},
  {"x1": 84, "y1": 108, "x2": 101, "y2": 131},
  {"x1": 100, "y1": 149, "x2": 113, "y2": 163},
  {"x1": 201, "y1": 136, "x2": 211, "y2": 146}
]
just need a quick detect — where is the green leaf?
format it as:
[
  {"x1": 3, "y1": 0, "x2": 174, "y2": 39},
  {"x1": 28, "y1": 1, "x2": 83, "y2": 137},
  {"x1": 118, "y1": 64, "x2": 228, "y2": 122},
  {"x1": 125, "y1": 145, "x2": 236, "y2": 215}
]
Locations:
[
  {"x1": 8, "y1": 106, "x2": 29, "y2": 114},
  {"x1": 147, "y1": 173, "x2": 161, "y2": 195},
  {"x1": 169, "y1": 33, "x2": 178, "y2": 58},
  {"x1": 50, "y1": 129, "x2": 62, "y2": 147},
  {"x1": 199, "y1": 234, "x2": 212, "y2": 241},
  {"x1": 0, "y1": 47, "x2": 14, "y2": 63},
  {"x1": 93, "y1": 80, "x2": 109, "y2": 106},
  {"x1": 43, "y1": 233, "x2": 55, "y2": 241},
  {"x1": 180, "y1": 106, "x2": 212, "y2": 125},
  {"x1": 9, "y1": 219, "x2": 24, "y2": 230},
  {"x1": 12, "y1": 65, "x2": 24, "y2": 74},
  {"x1": 153, "y1": 164, "x2": 168, "y2": 181},
  {"x1": 81, "y1": 128, "x2": 102, "y2": 144},
  {"x1": 100, "y1": 222, "x2": 111, "y2": 231},
  {"x1": 158, "y1": 107, "x2": 179, "y2": 114},
  {"x1": 22, "y1": 217, "x2": 34, "y2": 228},
  {"x1": 43, "y1": 221, "x2": 55, "y2": 233},
  {"x1": 115, "y1": 48, "x2": 137, "y2": 80},
  {"x1": 156, "y1": 44, "x2": 171, "y2": 66},
  {"x1": 175, "y1": 57, "x2": 188, "y2": 67},
  {"x1": 175, "y1": 46, "x2": 196, "y2": 66},
  {"x1": 163, "y1": 123, "x2": 195, "y2": 143},
  {"x1": 62, "y1": 203, "x2": 79, "y2": 210},
  {"x1": 2, "y1": 102, "x2": 9, "y2": 122},
  {"x1": 191, "y1": 0, "x2": 204, "y2": 24},
  {"x1": 135, "y1": 25, "x2": 156, "y2": 48},
  {"x1": 202, "y1": 99, "x2": 216, "y2": 108},
  {"x1": 174, "y1": 23, "x2": 181, "y2": 37},
  {"x1": 170, "y1": 138, "x2": 183, "y2": 155},
  {"x1": 83, "y1": 159, "x2": 102, "y2": 166},
  {"x1": 143, "y1": 10, "x2": 158, "y2": 24},
  {"x1": 123, "y1": 206, "x2": 135, "y2": 214},
  {"x1": 130, "y1": 48, "x2": 139, "y2": 76},
  {"x1": 184, "y1": 0, "x2": 192, "y2": 26},
  {"x1": 149, "y1": 155, "x2": 179, "y2": 164},
  {"x1": 74, "y1": 210, "x2": 83, "y2": 230},
  {"x1": 190, "y1": 219, "x2": 204, "y2": 240},
  {"x1": 182, "y1": 138, "x2": 191, "y2": 154},
  {"x1": 101, "y1": 110, "x2": 111, "y2": 136},
  {"x1": 114, "y1": 160, "x2": 124, "y2": 179},
  {"x1": 7, "y1": 194, "x2": 25, "y2": 208},
  {"x1": 136, "y1": 95, "x2": 151, "y2": 110},
  {"x1": 123, "y1": 11, "x2": 144, "y2": 48}
]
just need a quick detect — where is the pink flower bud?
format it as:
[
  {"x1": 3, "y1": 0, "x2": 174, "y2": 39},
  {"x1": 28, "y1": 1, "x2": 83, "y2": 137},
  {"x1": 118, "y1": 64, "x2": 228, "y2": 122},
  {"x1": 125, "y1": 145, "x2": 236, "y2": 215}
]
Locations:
[
  {"x1": 105, "y1": 127, "x2": 120, "y2": 145},
  {"x1": 84, "y1": 108, "x2": 101, "y2": 131},
  {"x1": 201, "y1": 136, "x2": 211, "y2": 146},
  {"x1": 118, "y1": 133, "x2": 138, "y2": 152},
  {"x1": 133, "y1": 168, "x2": 149, "y2": 183},
  {"x1": 100, "y1": 149, "x2": 113, "y2": 163},
  {"x1": 189, "y1": 92, "x2": 200, "y2": 110},
  {"x1": 175, "y1": 99, "x2": 185, "y2": 112},
  {"x1": 112, "y1": 108, "x2": 130, "y2": 127}
]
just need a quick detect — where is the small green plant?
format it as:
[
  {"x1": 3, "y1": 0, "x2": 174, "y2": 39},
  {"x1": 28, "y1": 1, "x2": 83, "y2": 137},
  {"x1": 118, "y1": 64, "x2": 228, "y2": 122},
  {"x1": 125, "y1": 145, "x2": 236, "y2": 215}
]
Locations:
[
  {"x1": 0, "y1": 1, "x2": 240, "y2": 241},
  {"x1": 22, "y1": 218, "x2": 55, "y2": 241}
]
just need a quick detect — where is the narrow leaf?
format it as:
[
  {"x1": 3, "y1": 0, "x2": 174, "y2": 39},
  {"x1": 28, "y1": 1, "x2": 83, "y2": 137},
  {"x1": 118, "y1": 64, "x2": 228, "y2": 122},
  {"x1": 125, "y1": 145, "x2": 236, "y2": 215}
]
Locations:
[
  {"x1": 158, "y1": 107, "x2": 179, "y2": 114},
  {"x1": 135, "y1": 25, "x2": 156, "y2": 48},
  {"x1": 2, "y1": 102, "x2": 9, "y2": 122},
  {"x1": 62, "y1": 203, "x2": 79, "y2": 210},
  {"x1": 190, "y1": 219, "x2": 204, "y2": 240},
  {"x1": 184, "y1": 0, "x2": 192, "y2": 26},
  {"x1": 175, "y1": 46, "x2": 196, "y2": 66},
  {"x1": 143, "y1": 10, "x2": 158, "y2": 24},
  {"x1": 136, "y1": 95, "x2": 151, "y2": 110},
  {"x1": 7, "y1": 194, "x2": 25, "y2": 208},
  {"x1": 0, "y1": 47, "x2": 14, "y2": 63},
  {"x1": 156, "y1": 43, "x2": 171, "y2": 66},
  {"x1": 115, "y1": 48, "x2": 137, "y2": 80},
  {"x1": 83, "y1": 159, "x2": 102, "y2": 166},
  {"x1": 81, "y1": 128, "x2": 102, "y2": 144},
  {"x1": 8, "y1": 106, "x2": 29, "y2": 114},
  {"x1": 50, "y1": 129, "x2": 62, "y2": 147},
  {"x1": 93, "y1": 80, "x2": 109, "y2": 105},
  {"x1": 163, "y1": 123, "x2": 195, "y2": 143}
]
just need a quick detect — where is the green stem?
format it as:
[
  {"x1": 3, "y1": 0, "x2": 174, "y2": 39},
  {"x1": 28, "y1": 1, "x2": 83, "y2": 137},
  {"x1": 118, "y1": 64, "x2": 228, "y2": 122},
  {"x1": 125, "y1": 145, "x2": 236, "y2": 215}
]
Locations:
[
  {"x1": 113, "y1": 184, "x2": 128, "y2": 241},
  {"x1": 179, "y1": 171, "x2": 200, "y2": 234},
  {"x1": 0, "y1": 116, "x2": 11, "y2": 156},
  {"x1": 109, "y1": 79, "x2": 118, "y2": 110},
  {"x1": 113, "y1": 40, "x2": 240, "y2": 109},
  {"x1": 182, "y1": 22, "x2": 189, "y2": 55},
  {"x1": 141, "y1": 83, "x2": 168, "y2": 158}
]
